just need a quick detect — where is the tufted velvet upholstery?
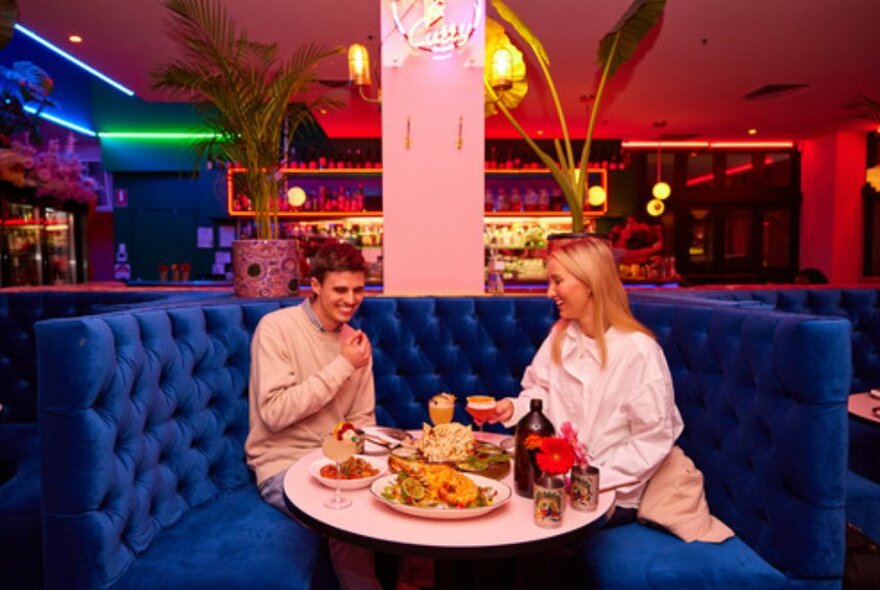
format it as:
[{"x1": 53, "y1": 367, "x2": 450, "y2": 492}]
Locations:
[
  {"x1": 355, "y1": 297, "x2": 555, "y2": 428},
  {"x1": 35, "y1": 296, "x2": 851, "y2": 589},
  {"x1": 638, "y1": 288, "x2": 880, "y2": 394},
  {"x1": 0, "y1": 290, "x2": 227, "y2": 590},
  {"x1": 0, "y1": 290, "x2": 229, "y2": 423},
  {"x1": 637, "y1": 287, "x2": 880, "y2": 545},
  {"x1": 0, "y1": 423, "x2": 42, "y2": 589},
  {"x1": 612, "y1": 299, "x2": 851, "y2": 588}
]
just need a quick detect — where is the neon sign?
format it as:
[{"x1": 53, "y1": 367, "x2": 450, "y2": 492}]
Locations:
[{"x1": 389, "y1": 0, "x2": 482, "y2": 55}]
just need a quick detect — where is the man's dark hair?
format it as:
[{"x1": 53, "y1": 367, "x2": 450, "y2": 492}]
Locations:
[{"x1": 310, "y1": 241, "x2": 366, "y2": 283}]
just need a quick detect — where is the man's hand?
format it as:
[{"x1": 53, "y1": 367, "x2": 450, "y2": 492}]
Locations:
[{"x1": 341, "y1": 330, "x2": 371, "y2": 369}]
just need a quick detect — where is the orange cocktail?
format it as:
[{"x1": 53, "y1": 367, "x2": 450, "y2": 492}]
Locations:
[{"x1": 428, "y1": 393, "x2": 456, "y2": 425}]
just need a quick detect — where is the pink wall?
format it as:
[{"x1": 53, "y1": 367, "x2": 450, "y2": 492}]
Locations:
[
  {"x1": 380, "y1": 2, "x2": 486, "y2": 295},
  {"x1": 800, "y1": 132, "x2": 865, "y2": 283}
]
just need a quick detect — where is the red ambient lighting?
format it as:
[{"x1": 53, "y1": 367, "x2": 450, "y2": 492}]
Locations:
[
  {"x1": 686, "y1": 156, "x2": 775, "y2": 187},
  {"x1": 622, "y1": 140, "x2": 794, "y2": 149}
]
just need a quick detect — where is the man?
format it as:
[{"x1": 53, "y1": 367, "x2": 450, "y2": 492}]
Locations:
[{"x1": 246, "y1": 240, "x2": 379, "y2": 590}]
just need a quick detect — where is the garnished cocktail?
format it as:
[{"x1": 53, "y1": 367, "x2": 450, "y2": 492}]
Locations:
[
  {"x1": 322, "y1": 430, "x2": 358, "y2": 509},
  {"x1": 428, "y1": 393, "x2": 456, "y2": 425}
]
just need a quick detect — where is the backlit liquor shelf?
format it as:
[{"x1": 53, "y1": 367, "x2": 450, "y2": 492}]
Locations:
[
  {"x1": 228, "y1": 165, "x2": 610, "y2": 285},
  {"x1": 226, "y1": 167, "x2": 609, "y2": 218}
]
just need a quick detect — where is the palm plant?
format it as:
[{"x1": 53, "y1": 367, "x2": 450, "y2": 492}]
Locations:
[
  {"x1": 486, "y1": 0, "x2": 666, "y2": 233},
  {"x1": 151, "y1": 0, "x2": 341, "y2": 240}
]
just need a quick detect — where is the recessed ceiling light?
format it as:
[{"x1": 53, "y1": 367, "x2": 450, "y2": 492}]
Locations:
[
  {"x1": 68, "y1": 34, "x2": 83, "y2": 43},
  {"x1": 747, "y1": 128, "x2": 758, "y2": 135}
]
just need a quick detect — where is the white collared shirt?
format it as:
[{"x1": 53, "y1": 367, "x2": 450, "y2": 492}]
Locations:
[{"x1": 505, "y1": 322, "x2": 683, "y2": 508}]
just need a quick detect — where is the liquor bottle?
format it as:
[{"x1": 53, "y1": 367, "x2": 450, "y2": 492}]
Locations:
[
  {"x1": 486, "y1": 252, "x2": 505, "y2": 295},
  {"x1": 514, "y1": 398, "x2": 555, "y2": 498}
]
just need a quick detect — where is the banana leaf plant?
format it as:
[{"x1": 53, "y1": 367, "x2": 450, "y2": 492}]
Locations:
[
  {"x1": 151, "y1": 0, "x2": 341, "y2": 240},
  {"x1": 486, "y1": 0, "x2": 666, "y2": 232}
]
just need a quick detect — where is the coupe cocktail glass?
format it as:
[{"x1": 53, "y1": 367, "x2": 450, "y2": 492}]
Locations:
[
  {"x1": 321, "y1": 434, "x2": 357, "y2": 509},
  {"x1": 466, "y1": 395, "x2": 497, "y2": 433}
]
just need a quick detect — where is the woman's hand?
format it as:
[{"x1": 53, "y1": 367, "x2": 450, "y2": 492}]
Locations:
[{"x1": 466, "y1": 398, "x2": 515, "y2": 425}]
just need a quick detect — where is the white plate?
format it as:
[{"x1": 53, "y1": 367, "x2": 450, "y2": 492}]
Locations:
[
  {"x1": 369, "y1": 473, "x2": 511, "y2": 520},
  {"x1": 309, "y1": 454, "x2": 387, "y2": 490}
]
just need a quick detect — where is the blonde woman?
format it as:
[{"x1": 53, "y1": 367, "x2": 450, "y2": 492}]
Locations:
[{"x1": 477, "y1": 237, "x2": 683, "y2": 525}]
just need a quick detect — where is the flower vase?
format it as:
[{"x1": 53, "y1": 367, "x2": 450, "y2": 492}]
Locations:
[
  {"x1": 533, "y1": 474, "x2": 565, "y2": 528},
  {"x1": 569, "y1": 466, "x2": 600, "y2": 512}
]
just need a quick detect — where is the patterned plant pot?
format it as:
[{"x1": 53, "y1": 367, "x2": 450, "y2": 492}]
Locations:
[{"x1": 232, "y1": 239, "x2": 300, "y2": 298}]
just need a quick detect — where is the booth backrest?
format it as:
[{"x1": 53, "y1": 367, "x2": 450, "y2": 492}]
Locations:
[
  {"x1": 631, "y1": 297, "x2": 851, "y2": 580},
  {"x1": 0, "y1": 290, "x2": 229, "y2": 423},
  {"x1": 355, "y1": 297, "x2": 556, "y2": 426},
  {"x1": 36, "y1": 296, "x2": 850, "y2": 588},
  {"x1": 643, "y1": 287, "x2": 880, "y2": 393}
]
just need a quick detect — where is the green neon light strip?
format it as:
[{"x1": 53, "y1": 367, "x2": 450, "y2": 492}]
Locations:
[{"x1": 98, "y1": 132, "x2": 222, "y2": 139}]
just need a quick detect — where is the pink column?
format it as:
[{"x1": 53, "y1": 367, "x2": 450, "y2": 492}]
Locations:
[{"x1": 380, "y1": 1, "x2": 486, "y2": 295}]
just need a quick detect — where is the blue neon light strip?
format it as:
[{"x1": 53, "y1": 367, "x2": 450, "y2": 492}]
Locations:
[
  {"x1": 14, "y1": 24, "x2": 135, "y2": 96},
  {"x1": 23, "y1": 106, "x2": 96, "y2": 136}
]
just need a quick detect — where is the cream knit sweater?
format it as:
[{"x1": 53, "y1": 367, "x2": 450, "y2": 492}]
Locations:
[{"x1": 245, "y1": 304, "x2": 375, "y2": 485}]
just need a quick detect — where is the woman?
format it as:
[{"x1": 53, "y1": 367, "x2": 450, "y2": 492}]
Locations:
[{"x1": 477, "y1": 237, "x2": 683, "y2": 524}]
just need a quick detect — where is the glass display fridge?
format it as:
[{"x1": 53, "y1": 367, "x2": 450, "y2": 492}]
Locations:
[{"x1": 0, "y1": 196, "x2": 87, "y2": 286}]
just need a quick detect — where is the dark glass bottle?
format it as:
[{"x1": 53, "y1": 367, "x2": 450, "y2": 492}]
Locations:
[{"x1": 514, "y1": 398, "x2": 555, "y2": 498}]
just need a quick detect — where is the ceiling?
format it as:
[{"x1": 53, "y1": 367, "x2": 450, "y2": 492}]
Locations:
[{"x1": 17, "y1": 0, "x2": 880, "y2": 142}]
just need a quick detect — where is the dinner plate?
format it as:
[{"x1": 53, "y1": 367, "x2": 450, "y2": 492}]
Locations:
[
  {"x1": 309, "y1": 454, "x2": 387, "y2": 490},
  {"x1": 369, "y1": 473, "x2": 511, "y2": 520}
]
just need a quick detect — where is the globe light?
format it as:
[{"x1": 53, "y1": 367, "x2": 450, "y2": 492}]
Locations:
[
  {"x1": 652, "y1": 181, "x2": 671, "y2": 200},
  {"x1": 587, "y1": 185, "x2": 607, "y2": 207},
  {"x1": 646, "y1": 198, "x2": 665, "y2": 217},
  {"x1": 287, "y1": 186, "x2": 307, "y2": 207}
]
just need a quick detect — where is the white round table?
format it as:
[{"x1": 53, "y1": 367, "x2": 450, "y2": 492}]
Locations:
[{"x1": 283, "y1": 433, "x2": 614, "y2": 590}]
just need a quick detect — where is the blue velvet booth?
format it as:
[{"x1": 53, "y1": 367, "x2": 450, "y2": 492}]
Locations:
[
  {"x1": 0, "y1": 290, "x2": 229, "y2": 590},
  {"x1": 637, "y1": 287, "x2": 880, "y2": 544},
  {"x1": 33, "y1": 295, "x2": 851, "y2": 589}
]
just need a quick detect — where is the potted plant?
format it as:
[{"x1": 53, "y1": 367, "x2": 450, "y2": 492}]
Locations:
[
  {"x1": 485, "y1": 0, "x2": 666, "y2": 241},
  {"x1": 151, "y1": 0, "x2": 340, "y2": 296}
]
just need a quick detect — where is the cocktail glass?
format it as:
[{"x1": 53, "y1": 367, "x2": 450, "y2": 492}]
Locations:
[
  {"x1": 321, "y1": 434, "x2": 357, "y2": 509},
  {"x1": 428, "y1": 393, "x2": 456, "y2": 426},
  {"x1": 466, "y1": 395, "x2": 497, "y2": 433}
]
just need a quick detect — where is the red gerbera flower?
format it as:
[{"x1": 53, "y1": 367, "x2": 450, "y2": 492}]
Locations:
[{"x1": 535, "y1": 436, "x2": 575, "y2": 476}]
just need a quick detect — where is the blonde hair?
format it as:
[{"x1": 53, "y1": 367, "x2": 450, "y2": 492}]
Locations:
[{"x1": 549, "y1": 237, "x2": 655, "y2": 368}]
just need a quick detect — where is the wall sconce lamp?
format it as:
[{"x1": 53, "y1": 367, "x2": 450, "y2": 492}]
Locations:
[
  {"x1": 490, "y1": 47, "x2": 514, "y2": 92},
  {"x1": 348, "y1": 43, "x2": 381, "y2": 104}
]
